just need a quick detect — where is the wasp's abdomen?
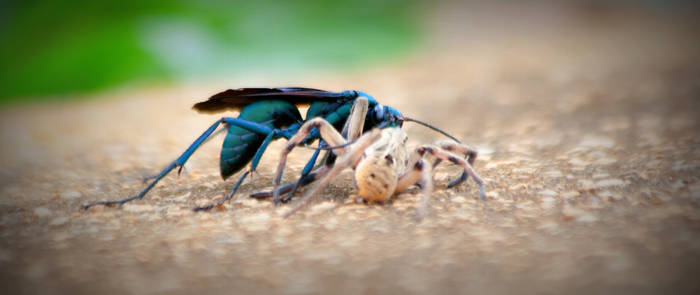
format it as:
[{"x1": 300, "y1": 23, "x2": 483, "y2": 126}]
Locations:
[{"x1": 220, "y1": 101, "x2": 302, "y2": 179}]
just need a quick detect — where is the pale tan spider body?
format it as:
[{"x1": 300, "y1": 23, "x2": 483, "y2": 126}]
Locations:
[
  {"x1": 354, "y1": 127, "x2": 409, "y2": 202},
  {"x1": 272, "y1": 96, "x2": 486, "y2": 218}
]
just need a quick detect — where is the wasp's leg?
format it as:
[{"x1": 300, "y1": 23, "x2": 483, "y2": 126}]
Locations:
[
  {"x1": 141, "y1": 128, "x2": 227, "y2": 184},
  {"x1": 250, "y1": 174, "x2": 310, "y2": 200},
  {"x1": 249, "y1": 164, "x2": 330, "y2": 200},
  {"x1": 81, "y1": 117, "x2": 285, "y2": 210},
  {"x1": 283, "y1": 129, "x2": 382, "y2": 218},
  {"x1": 447, "y1": 172, "x2": 468, "y2": 188},
  {"x1": 193, "y1": 171, "x2": 250, "y2": 211},
  {"x1": 193, "y1": 129, "x2": 286, "y2": 211},
  {"x1": 193, "y1": 124, "x2": 302, "y2": 211},
  {"x1": 283, "y1": 140, "x2": 324, "y2": 201}
]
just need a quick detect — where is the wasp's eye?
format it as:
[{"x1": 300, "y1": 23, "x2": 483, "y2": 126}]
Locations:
[{"x1": 374, "y1": 104, "x2": 385, "y2": 121}]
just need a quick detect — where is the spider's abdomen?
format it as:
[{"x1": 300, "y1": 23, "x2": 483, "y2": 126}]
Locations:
[
  {"x1": 355, "y1": 158, "x2": 398, "y2": 202},
  {"x1": 354, "y1": 128, "x2": 408, "y2": 202}
]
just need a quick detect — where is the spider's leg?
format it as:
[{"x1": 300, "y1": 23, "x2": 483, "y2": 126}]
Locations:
[
  {"x1": 433, "y1": 140, "x2": 479, "y2": 188},
  {"x1": 272, "y1": 118, "x2": 349, "y2": 205},
  {"x1": 417, "y1": 145, "x2": 486, "y2": 200},
  {"x1": 395, "y1": 154, "x2": 434, "y2": 219},
  {"x1": 272, "y1": 97, "x2": 370, "y2": 205},
  {"x1": 282, "y1": 129, "x2": 382, "y2": 218},
  {"x1": 435, "y1": 140, "x2": 479, "y2": 188},
  {"x1": 345, "y1": 96, "x2": 368, "y2": 141}
]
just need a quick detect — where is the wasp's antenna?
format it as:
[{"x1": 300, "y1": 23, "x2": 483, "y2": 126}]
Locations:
[{"x1": 401, "y1": 116, "x2": 461, "y2": 143}]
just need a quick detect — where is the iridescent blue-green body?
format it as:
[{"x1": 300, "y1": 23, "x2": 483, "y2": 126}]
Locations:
[{"x1": 220, "y1": 100, "x2": 303, "y2": 179}]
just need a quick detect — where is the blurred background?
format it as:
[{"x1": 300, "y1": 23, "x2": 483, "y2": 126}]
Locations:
[
  {"x1": 3, "y1": 0, "x2": 696, "y2": 105},
  {"x1": 0, "y1": 0, "x2": 424, "y2": 103}
]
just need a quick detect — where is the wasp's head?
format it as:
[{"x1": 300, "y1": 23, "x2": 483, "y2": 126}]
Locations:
[
  {"x1": 357, "y1": 91, "x2": 457, "y2": 142},
  {"x1": 370, "y1": 103, "x2": 403, "y2": 129}
]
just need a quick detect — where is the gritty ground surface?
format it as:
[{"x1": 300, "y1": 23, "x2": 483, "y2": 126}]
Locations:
[{"x1": 1, "y1": 2, "x2": 700, "y2": 295}]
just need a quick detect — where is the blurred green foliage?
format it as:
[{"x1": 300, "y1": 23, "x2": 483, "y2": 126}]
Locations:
[{"x1": 0, "y1": 0, "x2": 422, "y2": 103}]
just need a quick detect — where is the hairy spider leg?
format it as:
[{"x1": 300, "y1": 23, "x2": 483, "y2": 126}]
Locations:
[
  {"x1": 416, "y1": 145, "x2": 486, "y2": 200},
  {"x1": 282, "y1": 95, "x2": 370, "y2": 202},
  {"x1": 271, "y1": 97, "x2": 369, "y2": 205},
  {"x1": 414, "y1": 144, "x2": 479, "y2": 190},
  {"x1": 445, "y1": 142, "x2": 477, "y2": 189},
  {"x1": 272, "y1": 118, "x2": 350, "y2": 205},
  {"x1": 282, "y1": 128, "x2": 382, "y2": 218},
  {"x1": 81, "y1": 117, "x2": 296, "y2": 210},
  {"x1": 393, "y1": 142, "x2": 484, "y2": 219},
  {"x1": 393, "y1": 157, "x2": 434, "y2": 219},
  {"x1": 282, "y1": 138, "x2": 487, "y2": 219},
  {"x1": 432, "y1": 141, "x2": 482, "y2": 198}
]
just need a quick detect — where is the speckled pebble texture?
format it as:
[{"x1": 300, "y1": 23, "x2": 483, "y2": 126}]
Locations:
[{"x1": 1, "y1": 2, "x2": 700, "y2": 295}]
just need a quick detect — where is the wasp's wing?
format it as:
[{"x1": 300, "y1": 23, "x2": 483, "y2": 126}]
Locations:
[{"x1": 192, "y1": 87, "x2": 354, "y2": 113}]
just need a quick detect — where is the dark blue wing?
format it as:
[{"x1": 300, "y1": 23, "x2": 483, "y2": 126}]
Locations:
[{"x1": 193, "y1": 87, "x2": 356, "y2": 113}]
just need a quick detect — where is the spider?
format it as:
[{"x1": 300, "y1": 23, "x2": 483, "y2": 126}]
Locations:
[{"x1": 272, "y1": 97, "x2": 487, "y2": 218}]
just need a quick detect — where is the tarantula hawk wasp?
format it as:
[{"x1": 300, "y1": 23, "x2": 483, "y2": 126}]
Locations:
[{"x1": 81, "y1": 88, "x2": 483, "y2": 211}]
